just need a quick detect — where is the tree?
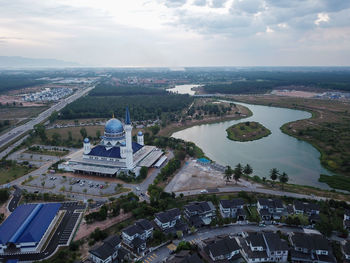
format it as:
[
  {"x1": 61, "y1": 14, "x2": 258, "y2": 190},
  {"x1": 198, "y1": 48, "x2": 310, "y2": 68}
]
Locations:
[
  {"x1": 49, "y1": 111, "x2": 59, "y2": 123},
  {"x1": 243, "y1": 164, "x2": 253, "y2": 176},
  {"x1": 34, "y1": 124, "x2": 47, "y2": 141},
  {"x1": 139, "y1": 166, "x2": 148, "y2": 179},
  {"x1": 270, "y1": 168, "x2": 279, "y2": 186},
  {"x1": 279, "y1": 172, "x2": 289, "y2": 190},
  {"x1": 224, "y1": 166, "x2": 232, "y2": 183},
  {"x1": 96, "y1": 130, "x2": 101, "y2": 139},
  {"x1": 80, "y1": 127, "x2": 87, "y2": 139},
  {"x1": 233, "y1": 163, "x2": 243, "y2": 183}
]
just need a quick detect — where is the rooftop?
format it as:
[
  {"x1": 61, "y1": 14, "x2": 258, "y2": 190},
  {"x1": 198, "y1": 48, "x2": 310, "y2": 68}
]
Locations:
[{"x1": 0, "y1": 203, "x2": 61, "y2": 245}]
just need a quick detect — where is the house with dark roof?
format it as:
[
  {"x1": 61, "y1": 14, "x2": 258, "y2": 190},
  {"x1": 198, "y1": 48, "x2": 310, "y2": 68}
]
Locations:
[
  {"x1": 154, "y1": 208, "x2": 187, "y2": 234},
  {"x1": 344, "y1": 210, "x2": 350, "y2": 230},
  {"x1": 121, "y1": 219, "x2": 153, "y2": 255},
  {"x1": 203, "y1": 236, "x2": 242, "y2": 262},
  {"x1": 257, "y1": 198, "x2": 285, "y2": 221},
  {"x1": 289, "y1": 233, "x2": 336, "y2": 263},
  {"x1": 89, "y1": 235, "x2": 122, "y2": 263},
  {"x1": 342, "y1": 241, "x2": 350, "y2": 263},
  {"x1": 219, "y1": 199, "x2": 246, "y2": 220},
  {"x1": 184, "y1": 201, "x2": 216, "y2": 227},
  {"x1": 293, "y1": 200, "x2": 320, "y2": 216},
  {"x1": 239, "y1": 232, "x2": 288, "y2": 263},
  {"x1": 168, "y1": 251, "x2": 204, "y2": 263}
]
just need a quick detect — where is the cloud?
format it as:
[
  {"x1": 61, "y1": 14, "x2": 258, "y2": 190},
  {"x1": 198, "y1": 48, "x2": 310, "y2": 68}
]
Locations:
[
  {"x1": 0, "y1": 0, "x2": 349, "y2": 66},
  {"x1": 314, "y1": 13, "x2": 330, "y2": 26}
]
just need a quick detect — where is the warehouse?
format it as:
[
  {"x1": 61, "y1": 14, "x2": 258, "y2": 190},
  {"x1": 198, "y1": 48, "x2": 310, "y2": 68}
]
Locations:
[{"x1": 0, "y1": 203, "x2": 61, "y2": 254}]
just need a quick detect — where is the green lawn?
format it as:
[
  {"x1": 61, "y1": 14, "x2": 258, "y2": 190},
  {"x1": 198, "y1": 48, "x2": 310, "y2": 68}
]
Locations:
[
  {"x1": 0, "y1": 164, "x2": 33, "y2": 184},
  {"x1": 319, "y1": 174, "x2": 350, "y2": 192},
  {"x1": 226, "y1": 121, "x2": 271, "y2": 142}
]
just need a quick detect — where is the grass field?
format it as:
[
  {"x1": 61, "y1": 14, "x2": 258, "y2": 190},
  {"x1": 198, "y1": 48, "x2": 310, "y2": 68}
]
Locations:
[
  {"x1": 0, "y1": 106, "x2": 48, "y2": 120},
  {"x1": 231, "y1": 95, "x2": 350, "y2": 180},
  {"x1": 46, "y1": 125, "x2": 104, "y2": 141},
  {"x1": 226, "y1": 121, "x2": 271, "y2": 141},
  {"x1": 0, "y1": 164, "x2": 33, "y2": 184},
  {"x1": 319, "y1": 174, "x2": 350, "y2": 192}
]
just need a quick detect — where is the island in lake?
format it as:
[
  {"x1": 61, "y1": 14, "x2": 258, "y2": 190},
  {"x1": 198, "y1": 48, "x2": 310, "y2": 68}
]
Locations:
[{"x1": 226, "y1": 121, "x2": 271, "y2": 142}]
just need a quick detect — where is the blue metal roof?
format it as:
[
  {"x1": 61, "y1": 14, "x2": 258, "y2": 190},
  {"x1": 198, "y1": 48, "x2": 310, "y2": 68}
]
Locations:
[
  {"x1": 88, "y1": 142, "x2": 143, "y2": 158},
  {"x1": 0, "y1": 203, "x2": 61, "y2": 245},
  {"x1": 105, "y1": 118, "x2": 124, "y2": 134}
]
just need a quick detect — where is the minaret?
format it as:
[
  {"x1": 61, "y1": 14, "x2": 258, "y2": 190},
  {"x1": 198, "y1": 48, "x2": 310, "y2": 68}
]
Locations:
[
  {"x1": 124, "y1": 107, "x2": 133, "y2": 170},
  {"x1": 83, "y1": 138, "x2": 91, "y2": 154},
  {"x1": 137, "y1": 131, "x2": 144, "y2": 146}
]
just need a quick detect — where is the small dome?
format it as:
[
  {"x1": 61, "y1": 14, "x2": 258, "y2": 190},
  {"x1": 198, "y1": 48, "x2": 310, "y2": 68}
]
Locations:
[
  {"x1": 84, "y1": 138, "x2": 90, "y2": 143},
  {"x1": 138, "y1": 131, "x2": 143, "y2": 136},
  {"x1": 105, "y1": 118, "x2": 124, "y2": 134},
  {"x1": 121, "y1": 141, "x2": 126, "y2": 146}
]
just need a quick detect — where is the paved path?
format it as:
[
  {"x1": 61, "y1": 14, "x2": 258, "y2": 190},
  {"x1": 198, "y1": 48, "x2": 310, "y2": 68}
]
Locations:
[{"x1": 174, "y1": 186, "x2": 330, "y2": 202}]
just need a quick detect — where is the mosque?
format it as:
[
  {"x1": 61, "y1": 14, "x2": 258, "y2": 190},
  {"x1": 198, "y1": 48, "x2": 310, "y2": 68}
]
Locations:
[{"x1": 58, "y1": 108, "x2": 164, "y2": 176}]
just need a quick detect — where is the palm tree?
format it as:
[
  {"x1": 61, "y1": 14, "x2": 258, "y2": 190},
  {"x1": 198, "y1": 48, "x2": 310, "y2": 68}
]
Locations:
[
  {"x1": 270, "y1": 168, "x2": 279, "y2": 187},
  {"x1": 234, "y1": 163, "x2": 243, "y2": 184},
  {"x1": 224, "y1": 166, "x2": 233, "y2": 183},
  {"x1": 243, "y1": 164, "x2": 253, "y2": 176},
  {"x1": 279, "y1": 172, "x2": 289, "y2": 190}
]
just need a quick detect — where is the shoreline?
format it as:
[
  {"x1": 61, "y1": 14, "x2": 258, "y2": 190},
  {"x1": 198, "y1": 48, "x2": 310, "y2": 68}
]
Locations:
[{"x1": 159, "y1": 104, "x2": 253, "y2": 137}]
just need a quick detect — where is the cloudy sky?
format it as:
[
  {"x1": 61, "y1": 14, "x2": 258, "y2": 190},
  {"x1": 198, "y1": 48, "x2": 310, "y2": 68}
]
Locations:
[{"x1": 0, "y1": 0, "x2": 349, "y2": 67}]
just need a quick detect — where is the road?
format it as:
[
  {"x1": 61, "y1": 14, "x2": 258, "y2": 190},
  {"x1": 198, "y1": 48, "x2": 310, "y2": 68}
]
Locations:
[
  {"x1": 174, "y1": 185, "x2": 331, "y2": 203},
  {"x1": 0, "y1": 85, "x2": 95, "y2": 154},
  {"x1": 7, "y1": 185, "x2": 22, "y2": 212}
]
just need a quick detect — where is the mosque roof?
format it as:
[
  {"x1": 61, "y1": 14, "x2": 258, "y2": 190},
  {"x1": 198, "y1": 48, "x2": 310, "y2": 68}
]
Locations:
[
  {"x1": 138, "y1": 131, "x2": 143, "y2": 136},
  {"x1": 84, "y1": 138, "x2": 90, "y2": 143},
  {"x1": 87, "y1": 142, "x2": 143, "y2": 158},
  {"x1": 105, "y1": 118, "x2": 124, "y2": 134}
]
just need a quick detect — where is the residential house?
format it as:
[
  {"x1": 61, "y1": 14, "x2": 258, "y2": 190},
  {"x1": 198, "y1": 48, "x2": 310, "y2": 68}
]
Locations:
[
  {"x1": 154, "y1": 208, "x2": 188, "y2": 234},
  {"x1": 257, "y1": 198, "x2": 285, "y2": 220},
  {"x1": 293, "y1": 200, "x2": 320, "y2": 216},
  {"x1": 289, "y1": 233, "x2": 336, "y2": 263},
  {"x1": 342, "y1": 241, "x2": 350, "y2": 263},
  {"x1": 168, "y1": 251, "x2": 204, "y2": 263},
  {"x1": 121, "y1": 219, "x2": 153, "y2": 255},
  {"x1": 203, "y1": 236, "x2": 242, "y2": 262},
  {"x1": 89, "y1": 235, "x2": 122, "y2": 263},
  {"x1": 184, "y1": 201, "x2": 216, "y2": 227},
  {"x1": 219, "y1": 199, "x2": 246, "y2": 220},
  {"x1": 239, "y1": 232, "x2": 288, "y2": 263}
]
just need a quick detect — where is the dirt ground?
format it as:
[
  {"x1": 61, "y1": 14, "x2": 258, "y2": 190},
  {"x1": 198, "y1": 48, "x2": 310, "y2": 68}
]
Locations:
[
  {"x1": 74, "y1": 211, "x2": 132, "y2": 241},
  {"x1": 0, "y1": 197, "x2": 11, "y2": 220},
  {"x1": 165, "y1": 159, "x2": 259, "y2": 192},
  {"x1": 271, "y1": 90, "x2": 320, "y2": 98}
]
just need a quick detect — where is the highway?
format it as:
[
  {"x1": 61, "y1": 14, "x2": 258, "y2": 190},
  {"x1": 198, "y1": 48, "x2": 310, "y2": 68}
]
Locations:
[{"x1": 0, "y1": 85, "x2": 95, "y2": 155}]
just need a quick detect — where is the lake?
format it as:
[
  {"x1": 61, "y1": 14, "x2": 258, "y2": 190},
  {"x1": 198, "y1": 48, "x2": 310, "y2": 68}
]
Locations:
[{"x1": 172, "y1": 100, "x2": 333, "y2": 189}]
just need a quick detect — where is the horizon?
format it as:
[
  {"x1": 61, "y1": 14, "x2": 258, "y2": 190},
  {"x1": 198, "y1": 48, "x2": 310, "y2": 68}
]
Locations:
[{"x1": 1, "y1": 0, "x2": 350, "y2": 67}]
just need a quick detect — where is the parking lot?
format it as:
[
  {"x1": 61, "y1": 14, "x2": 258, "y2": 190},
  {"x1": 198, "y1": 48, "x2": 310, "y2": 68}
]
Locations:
[{"x1": 25, "y1": 174, "x2": 126, "y2": 197}]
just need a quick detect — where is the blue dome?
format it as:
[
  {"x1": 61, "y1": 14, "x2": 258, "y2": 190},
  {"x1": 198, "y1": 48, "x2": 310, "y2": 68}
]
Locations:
[
  {"x1": 105, "y1": 118, "x2": 124, "y2": 134},
  {"x1": 84, "y1": 138, "x2": 89, "y2": 143},
  {"x1": 120, "y1": 141, "x2": 126, "y2": 146},
  {"x1": 138, "y1": 131, "x2": 143, "y2": 136}
]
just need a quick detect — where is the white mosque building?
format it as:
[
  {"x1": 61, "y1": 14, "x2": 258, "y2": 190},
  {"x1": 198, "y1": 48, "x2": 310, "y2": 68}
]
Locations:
[{"x1": 59, "y1": 108, "x2": 164, "y2": 176}]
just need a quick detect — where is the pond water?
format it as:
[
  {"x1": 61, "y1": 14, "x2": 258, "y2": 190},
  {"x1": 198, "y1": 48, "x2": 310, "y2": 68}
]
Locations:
[{"x1": 172, "y1": 100, "x2": 333, "y2": 189}]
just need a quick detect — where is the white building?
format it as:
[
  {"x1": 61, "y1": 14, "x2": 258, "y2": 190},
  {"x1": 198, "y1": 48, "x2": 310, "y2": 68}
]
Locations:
[{"x1": 59, "y1": 107, "x2": 163, "y2": 176}]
